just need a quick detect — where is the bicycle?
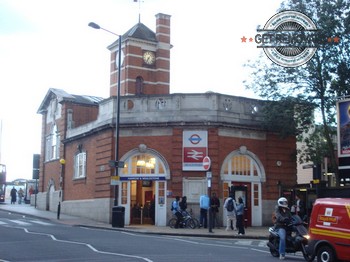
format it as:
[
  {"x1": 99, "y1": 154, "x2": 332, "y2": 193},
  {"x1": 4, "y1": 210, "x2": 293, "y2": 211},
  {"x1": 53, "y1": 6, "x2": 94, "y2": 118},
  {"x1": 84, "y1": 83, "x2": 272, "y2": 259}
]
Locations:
[{"x1": 168, "y1": 210, "x2": 197, "y2": 229}]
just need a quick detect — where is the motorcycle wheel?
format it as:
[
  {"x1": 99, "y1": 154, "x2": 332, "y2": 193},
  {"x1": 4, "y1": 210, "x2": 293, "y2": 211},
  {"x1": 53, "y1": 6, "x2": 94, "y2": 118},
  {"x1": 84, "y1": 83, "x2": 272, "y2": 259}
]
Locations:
[
  {"x1": 268, "y1": 240, "x2": 279, "y2": 257},
  {"x1": 317, "y1": 245, "x2": 335, "y2": 262},
  {"x1": 269, "y1": 249, "x2": 279, "y2": 257}
]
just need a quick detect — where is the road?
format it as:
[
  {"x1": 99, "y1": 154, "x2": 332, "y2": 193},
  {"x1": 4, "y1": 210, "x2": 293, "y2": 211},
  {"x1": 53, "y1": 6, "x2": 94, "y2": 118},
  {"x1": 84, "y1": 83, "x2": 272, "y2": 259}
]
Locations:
[{"x1": 0, "y1": 210, "x2": 307, "y2": 261}]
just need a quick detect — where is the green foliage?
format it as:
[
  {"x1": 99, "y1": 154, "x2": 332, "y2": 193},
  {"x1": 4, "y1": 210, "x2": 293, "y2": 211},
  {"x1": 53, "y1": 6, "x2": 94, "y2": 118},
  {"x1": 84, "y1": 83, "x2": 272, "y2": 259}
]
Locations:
[
  {"x1": 297, "y1": 125, "x2": 337, "y2": 165},
  {"x1": 260, "y1": 97, "x2": 315, "y2": 139},
  {"x1": 244, "y1": 0, "x2": 350, "y2": 184}
]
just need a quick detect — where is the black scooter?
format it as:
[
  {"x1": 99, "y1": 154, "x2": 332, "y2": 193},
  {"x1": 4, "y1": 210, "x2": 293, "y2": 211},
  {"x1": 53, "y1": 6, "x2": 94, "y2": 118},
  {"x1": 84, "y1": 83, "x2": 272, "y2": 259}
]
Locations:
[{"x1": 267, "y1": 215, "x2": 315, "y2": 261}]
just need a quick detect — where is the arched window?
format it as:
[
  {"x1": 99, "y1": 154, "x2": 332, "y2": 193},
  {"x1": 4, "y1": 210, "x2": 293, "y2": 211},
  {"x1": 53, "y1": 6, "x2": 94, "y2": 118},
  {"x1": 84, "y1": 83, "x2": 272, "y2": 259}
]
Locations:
[
  {"x1": 223, "y1": 155, "x2": 258, "y2": 177},
  {"x1": 135, "y1": 76, "x2": 144, "y2": 95},
  {"x1": 122, "y1": 153, "x2": 166, "y2": 177},
  {"x1": 221, "y1": 148, "x2": 265, "y2": 183}
]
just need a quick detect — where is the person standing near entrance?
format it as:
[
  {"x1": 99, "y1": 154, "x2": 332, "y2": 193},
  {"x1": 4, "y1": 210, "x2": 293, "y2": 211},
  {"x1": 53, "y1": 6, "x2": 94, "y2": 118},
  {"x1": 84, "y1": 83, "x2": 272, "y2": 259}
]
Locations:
[
  {"x1": 199, "y1": 194, "x2": 210, "y2": 228},
  {"x1": 236, "y1": 197, "x2": 245, "y2": 235},
  {"x1": 210, "y1": 192, "x2": 220, "y2": 228},
  {"x1": 224, "y1": 193, "x2": 237, "y2": 231},
  {"x1": 150, "y1": 195, "x2": 155, "y2": 224},
  {"x1": 291, "y1": 194, "x2": 304, "y2": 219}
]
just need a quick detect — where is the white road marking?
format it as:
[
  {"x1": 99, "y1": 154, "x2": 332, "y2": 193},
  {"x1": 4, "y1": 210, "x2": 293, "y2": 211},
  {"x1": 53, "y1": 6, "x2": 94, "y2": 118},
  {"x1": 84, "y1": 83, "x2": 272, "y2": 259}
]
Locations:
[
  {"x1": 235, "y1": 240, "x2": 253, "y2": 245},
  {"x1": 258, "y1": 241, "x2": 267, "y2": 247},
  {"x1": 29, "y1": 220, "x2": 53, "y2": 226},
  {"x1": 121, "y1": 231, "x2": 137, "y2": 236},
  {"x1": 10, "y1": 220, "x2": 31, "y2": 226},
  {"x1": 10, "y1": 226, "x2": 154, "y2": 262}
]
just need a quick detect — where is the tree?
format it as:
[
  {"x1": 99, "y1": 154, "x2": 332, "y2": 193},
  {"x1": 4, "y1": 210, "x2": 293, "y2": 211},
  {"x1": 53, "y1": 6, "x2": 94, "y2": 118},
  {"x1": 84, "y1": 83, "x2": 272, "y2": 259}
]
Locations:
[{"x1": 244, "y1": 0, "x2": 350, "y2": 186}]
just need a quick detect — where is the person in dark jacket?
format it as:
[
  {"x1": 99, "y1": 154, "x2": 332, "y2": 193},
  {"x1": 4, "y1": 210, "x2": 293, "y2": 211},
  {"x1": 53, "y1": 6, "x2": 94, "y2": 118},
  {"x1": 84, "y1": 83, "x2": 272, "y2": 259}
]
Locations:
[
  {"x1": 274, "y1": 197, "x2": 292, "y2": 260},
  {"x1": 10, "y1": 187, "x2": 17, "y2": 204},
  {"x1": 210, "y1": 192, "x2": 220, "y2": 228},
  {"x1": 179, "y1": 196, "x2": 187, "y2": 212}
]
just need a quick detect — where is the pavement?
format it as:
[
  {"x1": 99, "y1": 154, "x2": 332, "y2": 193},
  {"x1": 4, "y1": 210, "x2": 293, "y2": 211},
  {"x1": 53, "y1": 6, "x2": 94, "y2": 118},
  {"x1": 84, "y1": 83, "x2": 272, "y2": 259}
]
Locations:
[{"x1": 0, "y1": 202, "x2": 270, "y2": 240}]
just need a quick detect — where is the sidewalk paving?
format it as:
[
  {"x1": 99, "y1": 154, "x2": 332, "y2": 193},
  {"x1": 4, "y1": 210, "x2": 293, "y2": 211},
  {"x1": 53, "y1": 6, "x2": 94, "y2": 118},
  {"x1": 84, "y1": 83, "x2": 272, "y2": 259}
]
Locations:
[{"x1": 0, "y1": 203, "x2": 270, "y2": 240}]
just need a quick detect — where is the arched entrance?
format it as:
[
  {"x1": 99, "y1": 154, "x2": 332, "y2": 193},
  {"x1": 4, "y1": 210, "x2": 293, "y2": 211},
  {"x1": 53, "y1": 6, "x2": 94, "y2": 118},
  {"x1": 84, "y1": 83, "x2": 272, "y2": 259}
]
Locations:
[
  {"x1": 118, "y1": 145, "x2": 170, "y2": 226},
  {"x1": 46, "y1": 179, "x2": 55, "y2": 211},
  {"x1": 221, "y1": 146, "x2": 266, "y2": 226}
]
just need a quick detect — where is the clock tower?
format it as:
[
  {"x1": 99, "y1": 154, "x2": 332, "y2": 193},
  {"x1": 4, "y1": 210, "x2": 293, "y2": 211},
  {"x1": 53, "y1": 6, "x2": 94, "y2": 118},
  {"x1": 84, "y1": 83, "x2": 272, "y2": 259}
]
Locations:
[{"x1": 108, "y1": 13, "x2": 171, "y2": 97}]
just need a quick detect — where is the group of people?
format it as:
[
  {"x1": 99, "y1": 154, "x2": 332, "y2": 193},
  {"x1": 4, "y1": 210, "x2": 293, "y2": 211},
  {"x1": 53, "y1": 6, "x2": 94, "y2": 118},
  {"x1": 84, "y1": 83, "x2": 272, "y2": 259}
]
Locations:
[
  {"x1": 10, "y1": 185, "x2": 36, "y2": 204},
  {"x1": 171, "y1": 192, "x2": 246, "y2": 235},
  {"x1": 223, "y1": 193, "x2": 245, "y2": 235},
  {"x1": 10, "y1": 186, "x2": 24, "y2": 204}
]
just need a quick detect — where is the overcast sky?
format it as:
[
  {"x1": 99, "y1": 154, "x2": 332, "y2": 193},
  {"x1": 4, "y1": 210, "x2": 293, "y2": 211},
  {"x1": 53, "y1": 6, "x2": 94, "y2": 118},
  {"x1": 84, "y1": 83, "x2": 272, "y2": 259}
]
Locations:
[{"x1": 0, "y1": 0, "x2": 281, "y2": 182}]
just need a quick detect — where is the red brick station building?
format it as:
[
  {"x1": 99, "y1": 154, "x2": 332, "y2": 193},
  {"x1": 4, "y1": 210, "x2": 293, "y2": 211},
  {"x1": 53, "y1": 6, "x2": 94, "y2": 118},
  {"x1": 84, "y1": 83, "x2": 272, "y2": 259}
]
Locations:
[{"x1": 36, "y1": 13, "x2": 296, "y2": 227}]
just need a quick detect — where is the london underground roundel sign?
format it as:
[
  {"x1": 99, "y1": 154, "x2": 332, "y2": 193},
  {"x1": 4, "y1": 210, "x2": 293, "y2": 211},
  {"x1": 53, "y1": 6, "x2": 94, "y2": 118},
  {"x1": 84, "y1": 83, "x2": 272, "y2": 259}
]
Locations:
[{"x1": 203, "y1": 156, "x2": 211, "y2": 171}]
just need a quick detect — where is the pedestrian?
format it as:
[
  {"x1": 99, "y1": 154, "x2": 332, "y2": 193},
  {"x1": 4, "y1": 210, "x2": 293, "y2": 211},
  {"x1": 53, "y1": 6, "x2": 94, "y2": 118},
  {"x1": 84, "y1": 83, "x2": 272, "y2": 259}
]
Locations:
[
  {"x1": 236, "y1": 197, "x2": 245, "y2": 235},
  {"x1": 29, "y1": 186, "x2": 34, "y2": 196},
  {"x1": 172, "y1": 196, "x2": 182, "y2": 229},
  {"x1": 199, "y1": 193, "x2": 210, "y2": 228},
  {"x1": 18, "y1": 188, "x2": 24, "y2": 204},
  {"x1": 291, "y1": 194, "x2": 304, "y2": 218},
  {"x1": 150, "y1": 196, "x2": 155, "y2": 224},
  {"x1": 179, "y1": 196, "x2": 187, "y2": 212},
  {"x1": 210, "y1": 192, "x2": 220, "y2": 228},
  {"x1": 10, "y1": 186, "x2": 17, "y2": 204},
  {"x1": 224, "y1": 193, "x2": 237, "y2": 231}
]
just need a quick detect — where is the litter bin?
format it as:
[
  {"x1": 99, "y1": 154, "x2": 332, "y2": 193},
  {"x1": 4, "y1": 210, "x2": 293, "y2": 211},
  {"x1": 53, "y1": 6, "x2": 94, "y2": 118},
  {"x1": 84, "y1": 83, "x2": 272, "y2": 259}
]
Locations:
[{"x1": 112, "y1": 206, "x2": 125, "y2": 228}]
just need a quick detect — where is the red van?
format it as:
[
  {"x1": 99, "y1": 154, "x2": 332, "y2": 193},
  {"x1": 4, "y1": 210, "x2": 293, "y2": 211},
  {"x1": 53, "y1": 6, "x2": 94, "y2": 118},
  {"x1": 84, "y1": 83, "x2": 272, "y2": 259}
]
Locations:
[{"x1": 307, "y1": 198, "x2": 350, "y2": 262}]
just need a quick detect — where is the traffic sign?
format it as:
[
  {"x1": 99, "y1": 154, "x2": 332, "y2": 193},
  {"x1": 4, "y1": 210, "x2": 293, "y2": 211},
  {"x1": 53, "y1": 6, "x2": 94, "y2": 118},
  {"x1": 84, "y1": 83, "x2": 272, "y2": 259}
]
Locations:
[{"x1": 203, "y1": 156, "x2": 211, "y2": 171}]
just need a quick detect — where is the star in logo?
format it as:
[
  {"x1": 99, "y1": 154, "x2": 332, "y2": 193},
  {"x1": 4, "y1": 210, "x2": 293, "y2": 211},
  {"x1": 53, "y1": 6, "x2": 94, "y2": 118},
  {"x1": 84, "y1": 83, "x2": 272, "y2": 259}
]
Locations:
[
  {"x1": 327, "y1": 36, "x2": 341, "y2": 43},
  {"x1": 241, "y1": 36, "x2": 247, "y2": 43},
  {"x1": 333, "y1": 36, "x2": 340, "y2": 43}
]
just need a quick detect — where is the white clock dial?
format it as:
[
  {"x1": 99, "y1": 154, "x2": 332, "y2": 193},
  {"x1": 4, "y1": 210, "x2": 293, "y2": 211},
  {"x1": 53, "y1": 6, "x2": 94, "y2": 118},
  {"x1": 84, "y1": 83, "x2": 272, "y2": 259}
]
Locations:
[{"x1": 143, "y1": 51, "x2": 155, "y2": 65}]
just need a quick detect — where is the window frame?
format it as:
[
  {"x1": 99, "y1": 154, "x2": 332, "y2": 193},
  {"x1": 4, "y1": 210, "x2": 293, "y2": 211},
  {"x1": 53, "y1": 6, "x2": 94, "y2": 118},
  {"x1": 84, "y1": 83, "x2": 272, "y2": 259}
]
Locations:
[
  {"x1": 74, "y1": 151, "x2": 87, "y2": 179},
  {"x1": 45, "y1": 124, "x2": 60, "y2": 161}
]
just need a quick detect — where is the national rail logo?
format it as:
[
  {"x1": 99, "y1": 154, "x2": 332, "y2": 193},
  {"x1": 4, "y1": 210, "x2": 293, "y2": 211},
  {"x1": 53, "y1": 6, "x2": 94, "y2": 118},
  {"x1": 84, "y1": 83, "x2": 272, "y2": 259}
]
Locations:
[{"x1": 241, "y1": 10, "x2": 341, "y2": 67}]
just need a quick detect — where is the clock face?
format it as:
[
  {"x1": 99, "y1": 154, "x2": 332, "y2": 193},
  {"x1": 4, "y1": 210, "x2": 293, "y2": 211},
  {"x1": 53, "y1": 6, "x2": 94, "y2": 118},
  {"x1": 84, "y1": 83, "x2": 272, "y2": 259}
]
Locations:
[{"x1": 143, "y1": 51, "x2": 155, "y2": 65}]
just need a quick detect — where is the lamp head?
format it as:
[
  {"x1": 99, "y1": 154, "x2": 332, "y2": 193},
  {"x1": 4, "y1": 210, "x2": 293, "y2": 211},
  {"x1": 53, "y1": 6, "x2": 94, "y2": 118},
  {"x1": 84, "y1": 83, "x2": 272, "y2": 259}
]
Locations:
[{"x1": 88, "y1": 22, "x2": 100, "y2": 29}]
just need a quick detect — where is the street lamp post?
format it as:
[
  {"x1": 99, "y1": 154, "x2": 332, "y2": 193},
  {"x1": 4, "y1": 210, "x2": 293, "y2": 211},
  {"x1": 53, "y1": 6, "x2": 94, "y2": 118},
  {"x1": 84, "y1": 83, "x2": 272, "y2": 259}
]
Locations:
[
  {"x1": 88, "y1": 22, "x2": 122, "y2": 206},
  {"x1": 58, "y1": 158, "x2": 65, "y2": 220}
]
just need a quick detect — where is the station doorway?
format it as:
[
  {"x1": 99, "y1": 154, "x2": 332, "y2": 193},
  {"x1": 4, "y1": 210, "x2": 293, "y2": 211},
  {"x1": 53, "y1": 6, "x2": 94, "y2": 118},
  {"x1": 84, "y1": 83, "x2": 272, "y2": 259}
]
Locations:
[
  {"x1": 118, "y1": 147, "x2": 169, "y2": 226},
  {"x1": 130, "y1": 180, "x2": 155, "y2": 225}
]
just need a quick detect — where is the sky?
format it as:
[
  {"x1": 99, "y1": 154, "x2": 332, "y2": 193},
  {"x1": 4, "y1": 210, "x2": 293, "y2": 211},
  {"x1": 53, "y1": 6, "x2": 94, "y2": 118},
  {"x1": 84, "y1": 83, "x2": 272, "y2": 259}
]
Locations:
[{"x1": 0, "y1": 0, "x2": 282, "y2": 182}]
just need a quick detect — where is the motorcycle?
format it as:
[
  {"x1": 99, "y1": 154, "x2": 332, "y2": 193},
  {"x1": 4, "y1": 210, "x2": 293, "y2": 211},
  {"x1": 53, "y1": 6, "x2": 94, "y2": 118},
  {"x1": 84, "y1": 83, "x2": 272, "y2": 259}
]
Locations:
[{"x1": 267, "y1": 215, "x2": 315, "y2": 261}]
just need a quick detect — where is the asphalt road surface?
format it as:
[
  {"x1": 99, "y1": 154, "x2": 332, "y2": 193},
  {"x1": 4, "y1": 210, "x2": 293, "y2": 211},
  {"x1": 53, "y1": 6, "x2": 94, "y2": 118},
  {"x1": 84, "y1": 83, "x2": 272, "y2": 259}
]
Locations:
[{"x1": 0, "y1": 210, "x2": 308, "y2": 262}]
